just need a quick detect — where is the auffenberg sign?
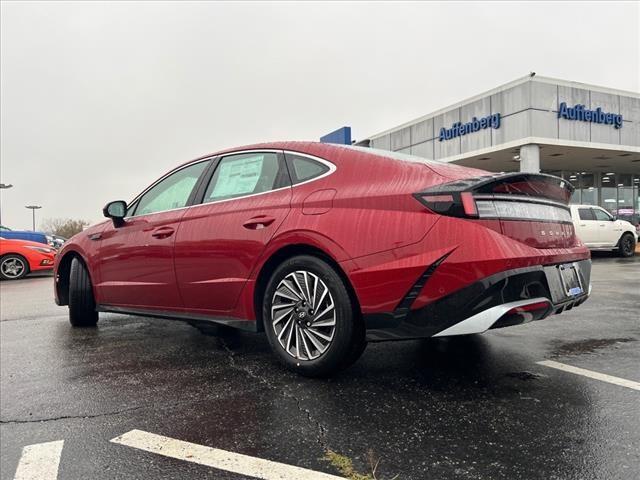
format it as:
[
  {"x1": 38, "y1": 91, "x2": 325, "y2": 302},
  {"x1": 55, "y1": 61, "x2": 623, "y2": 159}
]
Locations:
[
  {"x1": 557, "y1": 102, "x2": 623, "y2": 129},
  {"x1": 438, "y1": 113, "x2": 501, "y2": 141}
]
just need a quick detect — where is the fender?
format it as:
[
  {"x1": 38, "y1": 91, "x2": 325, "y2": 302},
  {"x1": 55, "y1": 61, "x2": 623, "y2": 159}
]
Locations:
[
  {"x1": 229, "y1": 229, "x2": 351, "y2": 322},
  {"x1": 54, "y1": 222, "x2": 109, "y2": 304},
  {"x1": 249, "y1": 229, "x2": 351, "y2": 281}
]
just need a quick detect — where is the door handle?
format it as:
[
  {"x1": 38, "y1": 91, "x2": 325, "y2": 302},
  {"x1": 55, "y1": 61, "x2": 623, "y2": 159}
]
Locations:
[
  {"x1": 243, "y1": 216, "x2": 276, "y2": 230},
  {"x1": 151, "y1": 227, "x2": 175, "y2": 239}
]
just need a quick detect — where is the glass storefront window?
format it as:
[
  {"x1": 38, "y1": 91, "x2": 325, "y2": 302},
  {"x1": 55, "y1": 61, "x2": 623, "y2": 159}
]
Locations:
[
  {"x1": 565, "y1": 172, "x2": 580, "y2": 203},
  {"x1": 617, "y1": 174, "x2": 634, "y2": 223},
  {"x1": 547, "y1": 171, "x2": 638, "y2": 226},
  {"x1": 633, "y1": 176, "x2": 640, "y2": 226},
  {"x1": 581, "y1": 173, "x2": 597, "y2": 206},
  {"x1": 564, "y1": 171, "x2": 640, "y2": 225},
  {"x1": 599, "y1": 172, "x2": 617, "y2": 215}
]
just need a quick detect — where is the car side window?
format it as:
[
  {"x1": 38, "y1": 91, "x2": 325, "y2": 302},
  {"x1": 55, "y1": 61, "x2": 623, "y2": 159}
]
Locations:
[
  {"x1": 578, "y1": 208, "x2": 595, "y2": 221},
  {"x1": 203, "y1": 152, "x2": 287, "y2": 203},
  {"x1": 132, "y1": 161, "x2": 208, "y2": 217},
  {"x1": 286, "y1": 154, "x2": 330, "y2": 184},
  {"x1": 593, "y1": 208, "x2": 612, "y2": 221}
]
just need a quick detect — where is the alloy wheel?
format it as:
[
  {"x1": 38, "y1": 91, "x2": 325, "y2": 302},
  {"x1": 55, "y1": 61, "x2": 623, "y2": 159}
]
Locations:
[
  {"x1": 271, "y1": 270, "x2": 336, "y2": 361},
  {"x1": 623, "y1": 236, "x2": 634, "y2": 256},
  {"x1": 1, "y1": 257, "x2": 26, "y2": 279}
]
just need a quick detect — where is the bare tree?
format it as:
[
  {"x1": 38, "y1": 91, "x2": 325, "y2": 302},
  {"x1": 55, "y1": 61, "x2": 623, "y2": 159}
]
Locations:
[{"x1": 40, "y1": 218, "x2": 90, "y2": 239}]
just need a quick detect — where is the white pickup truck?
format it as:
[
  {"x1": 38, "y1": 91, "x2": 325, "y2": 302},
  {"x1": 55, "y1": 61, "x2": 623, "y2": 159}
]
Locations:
[{"x1": 571, "y1": 204, "x2": 638, "y2": 257}]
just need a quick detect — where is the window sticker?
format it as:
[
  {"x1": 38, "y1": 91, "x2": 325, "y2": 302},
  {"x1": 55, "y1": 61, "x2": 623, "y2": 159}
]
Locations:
[{"x1": 209, "y1": 155, "x2": 264, "y2": 199}]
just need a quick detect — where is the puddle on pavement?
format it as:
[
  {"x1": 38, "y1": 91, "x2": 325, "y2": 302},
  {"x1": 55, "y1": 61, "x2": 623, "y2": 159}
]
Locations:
[
  {"x1": 504, "y1": 371, "x2": 543, "y2": 381},
  {"x1": 550, "y1": 337, "x2": 635, "y2": 357}
]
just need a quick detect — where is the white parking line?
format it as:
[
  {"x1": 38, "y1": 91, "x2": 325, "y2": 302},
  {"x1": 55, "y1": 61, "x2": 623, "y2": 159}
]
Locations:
[
  {"x1": 111, "y1": 429, "x2": 343, "y2": 479},
  {"x1": 537, "y1": 360, "x2": 640, "y2": 391},
  {"x1": 13, "y1": 440, "x2": 64, "y2": 480}
]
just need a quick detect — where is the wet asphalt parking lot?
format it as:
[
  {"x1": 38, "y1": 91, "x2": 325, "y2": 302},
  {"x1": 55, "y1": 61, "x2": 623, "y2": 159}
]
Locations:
[{"x1": 1, "y1": 254, "x2": 639, "y2": 480}]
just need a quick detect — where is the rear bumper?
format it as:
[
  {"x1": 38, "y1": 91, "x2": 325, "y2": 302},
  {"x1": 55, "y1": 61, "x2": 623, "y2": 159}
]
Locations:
[{"x1": 363, "y1": 259, "x2": 591, "y2": 341}]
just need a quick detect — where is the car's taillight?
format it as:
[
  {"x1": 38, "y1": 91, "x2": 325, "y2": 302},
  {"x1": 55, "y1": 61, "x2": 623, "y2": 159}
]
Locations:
[
  {"x1": 414, "y1": 192, "x2": 478, "y2": 218},
  {"x1": 475, "y1": 198, "x2": 572, "y2": 222},
  {"x1": 460, "y1": 192, "x2": 478, "y2": 217}
]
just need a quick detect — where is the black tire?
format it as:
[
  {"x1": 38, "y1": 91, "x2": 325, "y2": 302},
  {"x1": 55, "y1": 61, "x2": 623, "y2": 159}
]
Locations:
[
  {"x1": 617, "y1": 233, "x2": 636, "y2": 258},
  {"x1": 263, "y1": 255, "x2": 365, "y2": 377},
  {"x1": 0, "y1": 254, "x2": 30, "y2": 280},
  {"x1": 68, "y1": 257, "x2": 98, "y2": 327}
]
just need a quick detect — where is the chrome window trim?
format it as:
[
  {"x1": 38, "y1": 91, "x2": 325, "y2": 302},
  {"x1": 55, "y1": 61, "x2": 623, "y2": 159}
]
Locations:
[{"x1": 124, "y1": 149, "x2": 336, "y2": 220}]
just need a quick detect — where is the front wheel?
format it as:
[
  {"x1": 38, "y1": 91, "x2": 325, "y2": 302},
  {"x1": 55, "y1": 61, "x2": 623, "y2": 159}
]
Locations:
[
  {"x1": 263, "y1": 255, "x2": 365, "y2": 377},
  {"x1": 68, "y1": 258, "x2": 98, "y2": 327},
  {"x1": 0, "y1": 254, "x2": 29, "y2": 280},
  {"x1": 617, "y1": 233, "x2": 636, "y2": 258}
]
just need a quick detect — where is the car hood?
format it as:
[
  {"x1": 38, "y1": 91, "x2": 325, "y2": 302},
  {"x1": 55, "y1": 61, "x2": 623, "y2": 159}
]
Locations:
[
  {"x1": 0, "y1": 238, "x2": 53, "y2": 249},
  {"x1": 617, "y1": 219, "x2": 636, "y2": 230}
]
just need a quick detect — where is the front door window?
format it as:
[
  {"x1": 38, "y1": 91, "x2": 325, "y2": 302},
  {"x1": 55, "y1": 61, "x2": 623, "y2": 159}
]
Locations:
[{"x1": 133, "y1": 161, "x2": 208, "y2": 216}]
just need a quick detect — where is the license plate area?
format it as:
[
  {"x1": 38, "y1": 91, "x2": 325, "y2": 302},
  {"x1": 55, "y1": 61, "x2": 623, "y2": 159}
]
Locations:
[{"x1": 559, "y1": 263, "x2": 583, "y2": 297}]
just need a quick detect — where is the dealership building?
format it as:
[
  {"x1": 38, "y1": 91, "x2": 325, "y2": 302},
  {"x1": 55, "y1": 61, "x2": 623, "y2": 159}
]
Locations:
[{"x1": 343, "y1": 75, "x2": 640, "y2": 224}]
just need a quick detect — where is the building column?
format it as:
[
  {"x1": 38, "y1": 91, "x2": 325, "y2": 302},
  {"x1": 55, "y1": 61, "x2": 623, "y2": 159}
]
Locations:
[{"x1": 519, "y1": 144, "x2": 540, "y2": 173}]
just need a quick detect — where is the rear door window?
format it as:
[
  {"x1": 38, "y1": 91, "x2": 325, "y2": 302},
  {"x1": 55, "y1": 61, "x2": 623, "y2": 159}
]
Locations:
[
  {"x1": 578, "y1": 208, "x2": 595, "y2": 221},
  {"x1": 203, "y1": 152, "x2": 289, "y2": 203}
]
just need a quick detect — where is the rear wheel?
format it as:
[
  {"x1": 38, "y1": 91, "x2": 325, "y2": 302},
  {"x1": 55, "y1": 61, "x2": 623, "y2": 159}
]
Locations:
[
  {"x1": 263, "y1": 255, "x2": 365, "y2": 377},
  {"x1": 617, "y1": 233, "x2": 636, "y2": 258},
  {"x1": 68, "y1": 257, "x2": 98, "y2": 327},
  {"x1": 0, "y1": 254, "x2": 29, "y2": 280}
]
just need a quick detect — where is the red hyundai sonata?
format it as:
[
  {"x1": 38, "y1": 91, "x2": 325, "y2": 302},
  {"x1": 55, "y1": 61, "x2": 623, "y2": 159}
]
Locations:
[{"x1": 54, "y1": 142, "x2": 591, "y2": 376}]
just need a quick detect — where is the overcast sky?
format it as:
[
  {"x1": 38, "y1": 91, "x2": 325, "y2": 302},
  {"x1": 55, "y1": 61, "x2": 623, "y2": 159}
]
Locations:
[{"x1": 1, "y1": 1, "x2": 638, "y2": 230}]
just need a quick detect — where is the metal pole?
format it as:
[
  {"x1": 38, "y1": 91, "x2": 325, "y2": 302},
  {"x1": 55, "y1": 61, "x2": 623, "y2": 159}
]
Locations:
[{"x1": 25, "y1": 205, "x2": 42, "y2": 232}]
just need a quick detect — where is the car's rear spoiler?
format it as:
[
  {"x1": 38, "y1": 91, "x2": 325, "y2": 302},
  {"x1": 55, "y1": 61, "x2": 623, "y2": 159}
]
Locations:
[
  {"x1": 414, "y1": 173, "x2": 574, "y2": 220},
  {"x1": 417, "y1": 172, "x2": 573, "y2": 204}
]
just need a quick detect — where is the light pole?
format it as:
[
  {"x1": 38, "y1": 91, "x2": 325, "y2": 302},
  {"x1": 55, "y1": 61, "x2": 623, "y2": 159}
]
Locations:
[
  {"x1": 25, "y1": 205, "x2": 42, "y2": 231},
  {"x1": 0, "y1": 183, "x2": 13, "y2": 226}
]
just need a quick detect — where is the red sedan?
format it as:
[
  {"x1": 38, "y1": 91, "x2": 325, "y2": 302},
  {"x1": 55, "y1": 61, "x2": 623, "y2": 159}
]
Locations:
[
  {"x1": 0, "y1": 237, "x2": 56, "y2": 280},
  {"x1": 54, "y1": 142, "x2": 591, "y2": 376}
]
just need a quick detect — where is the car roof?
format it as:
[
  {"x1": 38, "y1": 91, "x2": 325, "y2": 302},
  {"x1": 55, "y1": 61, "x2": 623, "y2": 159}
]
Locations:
[{"x1": 179, "y1": 141, "x2": 455, "y2": 169}]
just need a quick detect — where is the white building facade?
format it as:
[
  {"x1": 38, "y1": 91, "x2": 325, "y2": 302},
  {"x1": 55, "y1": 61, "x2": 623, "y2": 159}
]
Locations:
[{"x1": 359, "y1": 75, "x2": 640, "y2": 224}]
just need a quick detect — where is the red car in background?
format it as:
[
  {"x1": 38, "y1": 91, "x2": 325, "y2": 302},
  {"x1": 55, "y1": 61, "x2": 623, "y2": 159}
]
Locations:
[
  {"x1": 0, "y1": 237, "x2": 56, "y2": 280},
  {"x1": 54, "y1": 142, "x2": 591, "y2": 376}
]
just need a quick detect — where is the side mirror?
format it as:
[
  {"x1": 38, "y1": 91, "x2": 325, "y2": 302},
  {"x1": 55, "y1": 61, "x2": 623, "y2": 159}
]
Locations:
[{"x1": 103, "y1": 200, "x2": 127, "y2": 226}]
